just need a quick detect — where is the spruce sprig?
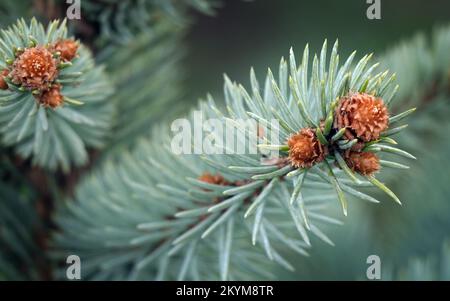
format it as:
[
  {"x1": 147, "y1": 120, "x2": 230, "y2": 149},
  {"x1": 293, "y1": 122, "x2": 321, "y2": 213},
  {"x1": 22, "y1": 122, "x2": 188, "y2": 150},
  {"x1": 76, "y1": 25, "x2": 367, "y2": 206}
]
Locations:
[
  {"x1": 200, "y1": 41, "x2": 414, "y2": 217},
  {"x1": 52, "y1": 41, "x2": 417, "y2": 279},
  {"x1": 0, "y1": 19, "x2": 115, "y2": 171}
]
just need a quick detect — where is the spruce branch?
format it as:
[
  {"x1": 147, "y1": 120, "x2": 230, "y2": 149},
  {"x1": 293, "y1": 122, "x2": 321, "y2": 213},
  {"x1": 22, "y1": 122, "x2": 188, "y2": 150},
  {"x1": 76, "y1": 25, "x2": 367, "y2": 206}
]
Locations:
[
  {"x1": 333, "y1": 25, "x2": 450, "y2": 279},
  {"x1": 52, "y1": 40, "x2": 416, "y2": 279},
  {"x1": 0, "y1": 18, "x2": 115, "y2": 171},
  {"x1": 52, "y1": 138, "x2": 308, "y2": 280},
  {"x1": 204, "y1": 40, "x2": 414, "y2": 216}
]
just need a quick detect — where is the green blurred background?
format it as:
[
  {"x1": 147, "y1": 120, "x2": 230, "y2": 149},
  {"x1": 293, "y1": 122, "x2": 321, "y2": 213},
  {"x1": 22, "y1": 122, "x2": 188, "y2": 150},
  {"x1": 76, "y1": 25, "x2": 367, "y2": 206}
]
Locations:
[{"x1": 186, "y1": 0, "x2": 450, "y2": 100}]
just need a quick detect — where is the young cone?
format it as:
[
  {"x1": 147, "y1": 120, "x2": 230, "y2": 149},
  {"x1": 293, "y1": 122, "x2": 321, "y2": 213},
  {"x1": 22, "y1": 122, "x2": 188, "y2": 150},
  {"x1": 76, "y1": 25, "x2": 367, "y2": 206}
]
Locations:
[
  {"x1": 198, "y1": 173, "x2": 229, "y2": 186},
  {"x1": 288, "y1": 128, "x2": 327, "y2": 168},
  {"x1": 334, "y1": 92, "x2": 389, "y2": 142},
  {"x1": 51, "y1": 39, "x2": 78, "y2": 62},
  {"x1": 10, "y1": 46, "x2": 58, "y2": 90},
  {"x1": 38, "y1": 84, "x2": 64, "y2": 108},
  {"x1": 345, "y1": 151, "x2": 380, "y2": 175}
]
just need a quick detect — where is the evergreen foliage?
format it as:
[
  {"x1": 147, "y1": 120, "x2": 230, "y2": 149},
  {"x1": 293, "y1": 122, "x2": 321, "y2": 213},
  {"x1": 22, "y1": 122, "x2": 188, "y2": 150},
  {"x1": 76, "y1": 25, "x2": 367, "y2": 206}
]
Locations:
[
  {"x1": 51, "y1": 134, "x2": 339, "y2": 280},
  {"x1": 0, "y1": 19, "x2": 114, "y2": 171},
  {"x1": 0, "y1": 0, "x2": 448, "y2": 281},
  {"x1": 51, "y1": 40, "x2": 415, "y2": 279},
  {"x1": 280, "y1": 24, "x2": 450, "y2": 281}
]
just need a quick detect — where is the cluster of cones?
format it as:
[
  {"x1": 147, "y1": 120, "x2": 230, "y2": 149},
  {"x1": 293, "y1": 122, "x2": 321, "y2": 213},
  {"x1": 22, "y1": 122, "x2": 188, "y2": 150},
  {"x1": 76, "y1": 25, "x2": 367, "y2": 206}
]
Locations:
[
  {"x1": 288, "y1": 92, "x2": 389, "y2": 176},
  {"x1": 0, "y1": 39, "x2": 78, "y2": 108}
]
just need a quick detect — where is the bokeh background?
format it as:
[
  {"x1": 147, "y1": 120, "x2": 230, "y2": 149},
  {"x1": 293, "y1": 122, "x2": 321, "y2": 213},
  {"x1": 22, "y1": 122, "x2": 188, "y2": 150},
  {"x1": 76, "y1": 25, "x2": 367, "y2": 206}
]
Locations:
[{"x1": 186, "y1": 0, "x2": 450, "y2": 100}]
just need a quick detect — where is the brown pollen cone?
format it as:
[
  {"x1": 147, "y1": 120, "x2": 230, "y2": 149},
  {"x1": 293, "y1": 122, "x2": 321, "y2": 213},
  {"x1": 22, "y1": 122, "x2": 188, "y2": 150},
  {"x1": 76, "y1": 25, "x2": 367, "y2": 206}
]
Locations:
[
  {"x1": 52, "y1": 39, "x2": 78, "y2": 62},
  {"x1": 334, "y1": 92, "x2": 389, "y2": 142},
  {"x1": 287, "y1": 128, "x2": 327, "y2": 168},
  {"x1": 10, "y1": 46, "x2": 58, "y2": 90},
  {"x1": 0, "y1": 69, "x2": 9, "y2": 90},
  {"x1": 198, "y1": 173, "x2": 229, "y2": 186},
  {"x1": 38, "y1": 84, "x2": 64, "y2": 108},
  {"x1": 345, "y1": 151, "x2": 380, "y2": 176}
]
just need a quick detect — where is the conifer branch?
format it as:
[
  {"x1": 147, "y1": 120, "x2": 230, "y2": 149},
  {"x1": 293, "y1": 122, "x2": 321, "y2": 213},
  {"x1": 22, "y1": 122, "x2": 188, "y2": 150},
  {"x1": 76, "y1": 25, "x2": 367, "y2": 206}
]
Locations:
[
  {"x1": 0, "y1": 19, "x2": 114, "y2": 171},
  {"x1": 52, "y1": 40, "x2": 417, "y2": 280}
]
